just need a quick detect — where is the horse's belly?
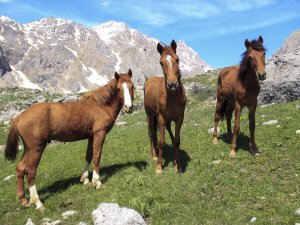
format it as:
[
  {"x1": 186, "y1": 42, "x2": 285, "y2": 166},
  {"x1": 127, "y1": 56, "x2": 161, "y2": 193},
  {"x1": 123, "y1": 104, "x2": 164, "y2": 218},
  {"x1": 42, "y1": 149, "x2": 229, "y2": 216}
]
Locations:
[{"x1": 51, "y1": 130, "x2": 90, "y2": 142}]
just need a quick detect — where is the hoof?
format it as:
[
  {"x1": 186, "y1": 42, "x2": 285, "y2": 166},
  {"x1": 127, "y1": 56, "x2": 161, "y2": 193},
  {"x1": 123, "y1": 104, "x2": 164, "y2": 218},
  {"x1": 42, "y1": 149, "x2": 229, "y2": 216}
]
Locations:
[
  {"x1": 36, "y1": 205, "x2": 46, "y2": 212},
  {"x1": 80, "y1": 177, "x2": 90, "y2": 185},
  {"x1": 175, "y1": 166, "x2": 182, "y2": 173},
  {"x1": 20, "y1": 198, "x2": 30, "y2": 207},
  {"x1": 213, "y1": 138, "x2": 218, "y2": 145},
  {"x1": 152, "y1": 156, "x2": 158, "y2": 161},
  {"x1": 92, "y1": 179, "x2": 103, "y2": 190},
  {"x1": 229, "y1": 150, "x2": 236, "y2": 158},
  {"x1": 155, "y1": 165, "x2": 162, "y2": 174}
]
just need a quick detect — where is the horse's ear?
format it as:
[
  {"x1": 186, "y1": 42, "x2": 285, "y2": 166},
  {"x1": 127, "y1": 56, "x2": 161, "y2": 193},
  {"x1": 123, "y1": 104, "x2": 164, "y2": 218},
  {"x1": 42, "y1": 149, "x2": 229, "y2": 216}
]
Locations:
[
  {"x1": 245, "y1": 39, "x2": 250, "y2": 49},
  {"x1": 171, "y1": 40, "x2": 177, "y2": 53},
  {"x1": 258, "y1": 35, "x2": 263, "y2": 44},
  {"x1": 157, "y1": 42, "x2": 164, "y2": 55},
  {"x1": 128, "y1": 69, "x2": 132, "y2": 78},
  {"x1": 114, "y1": 71, "x2": 120, "y2": 80}
]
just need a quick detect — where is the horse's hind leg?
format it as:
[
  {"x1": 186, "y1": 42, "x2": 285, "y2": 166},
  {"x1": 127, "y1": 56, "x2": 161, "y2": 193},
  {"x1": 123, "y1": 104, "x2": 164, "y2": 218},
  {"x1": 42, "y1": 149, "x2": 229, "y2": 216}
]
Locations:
[
  {"x1": 16, "y1": 150, "x2": 30, "y2": 207},
  {"x1": 213, "y1": 97, "x2": 224, "y2": 144},
  {"x1": 80, "y1": 137, "x2": 93, "y2": 185},
  {"x1": 147, "y1": 114, "x2": 158, "y2": 160},
  {"x1": 26, "y1": 145, "x2": 46, "y2": 211},
  {"x1": 226, "y1": 104, "x2": 234, "y2": 141}
]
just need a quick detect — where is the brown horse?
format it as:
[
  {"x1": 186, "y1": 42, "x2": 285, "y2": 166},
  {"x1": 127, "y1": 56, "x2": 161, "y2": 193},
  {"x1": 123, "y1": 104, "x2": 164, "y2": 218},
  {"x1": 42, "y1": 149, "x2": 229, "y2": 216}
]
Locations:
[
  {"x1": 5, "y1": 69, "x2": 134, "y2": 211},
  {"x1": 144, "y1": 40, "x2": 186, "y2": 173},
  {"x1": 213, "y1": 36, "x2": 266, "y2": 157}
]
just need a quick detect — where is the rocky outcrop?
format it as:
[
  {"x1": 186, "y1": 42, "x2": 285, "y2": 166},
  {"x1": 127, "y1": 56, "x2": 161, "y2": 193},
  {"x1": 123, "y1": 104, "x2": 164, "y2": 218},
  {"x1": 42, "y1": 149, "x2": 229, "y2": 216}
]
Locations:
[
  {"x1": 0, "y1": 16, "x2": 211, "y2": 93},
  {"x1": 259, "y1": 29, "x2": 300, "y2": 104},
  {"x1": 0, "y1": 46, "x2": 11, "y2": 77}
]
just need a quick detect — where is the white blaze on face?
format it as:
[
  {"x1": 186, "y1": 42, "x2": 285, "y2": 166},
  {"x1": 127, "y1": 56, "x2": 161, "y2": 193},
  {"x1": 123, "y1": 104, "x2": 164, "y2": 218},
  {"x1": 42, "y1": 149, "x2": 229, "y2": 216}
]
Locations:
[
  {"x1": 166, "y1": 55, "x2": 173, "y2": 70},
  {"x1": 122, "y1": 82, "x2": 132, "y2": 108}
]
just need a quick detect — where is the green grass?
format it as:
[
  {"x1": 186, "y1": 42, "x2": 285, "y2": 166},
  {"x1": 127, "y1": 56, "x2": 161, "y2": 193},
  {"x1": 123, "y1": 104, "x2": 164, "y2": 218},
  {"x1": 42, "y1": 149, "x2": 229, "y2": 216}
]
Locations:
[{"x1": 0, "y1": 80, "x2": 299, "y2": 224}]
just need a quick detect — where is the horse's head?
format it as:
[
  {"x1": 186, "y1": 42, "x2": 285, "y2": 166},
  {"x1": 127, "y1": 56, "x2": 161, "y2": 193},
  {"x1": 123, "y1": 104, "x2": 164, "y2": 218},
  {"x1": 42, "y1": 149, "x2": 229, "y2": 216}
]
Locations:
[
  {"x1": 157, "y1": 40, "x2": 180, "y2": 91},
  {"x1": 115, "y1": 69, "x2": 134, "y2": 113},
  {"x1": 244, "y1": 36, "x2": 266, "y2": 81}
]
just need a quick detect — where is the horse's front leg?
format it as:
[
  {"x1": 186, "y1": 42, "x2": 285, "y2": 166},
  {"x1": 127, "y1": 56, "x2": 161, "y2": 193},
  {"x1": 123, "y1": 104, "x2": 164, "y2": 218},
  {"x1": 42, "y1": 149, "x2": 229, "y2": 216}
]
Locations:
[
  {"x1": 80, "y1": 137, "x2": 93, "y2": 185},
  {"x1": 174, "y1": 117, "x2": 184, "y2": 172},
  {"x1": 156, "y1": 115, "x2": 165, "y2": 173},
  {"x1": 230, "y1": 103, "x2": 241, "y2": 157},
  {"x1": 249, "y1": 103, "x2": 259, "y2": 155},
  {"x1": 92, "y1": 131, "x2": 106, "y2": 189}
]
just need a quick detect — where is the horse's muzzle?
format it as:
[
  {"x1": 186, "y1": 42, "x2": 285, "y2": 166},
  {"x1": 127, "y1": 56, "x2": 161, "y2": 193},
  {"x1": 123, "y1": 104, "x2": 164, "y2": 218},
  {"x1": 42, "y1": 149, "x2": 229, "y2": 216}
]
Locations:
[
  {"x1": 124, "y1": 105, "x2": 133, "y2": 113},
  {"x1": 166, "y1": 80, "x2": 179, "y2": 90},
  {"x1": 258, "y1": 72, "x2": 266, "y2": 81}
]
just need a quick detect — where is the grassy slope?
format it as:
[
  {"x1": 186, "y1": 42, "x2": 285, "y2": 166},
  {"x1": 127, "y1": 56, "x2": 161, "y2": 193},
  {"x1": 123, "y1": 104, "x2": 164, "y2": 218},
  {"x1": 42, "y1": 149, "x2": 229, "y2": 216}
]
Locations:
[{"x1": 0, "y1": 74, "x2": 299, "y2": 225}]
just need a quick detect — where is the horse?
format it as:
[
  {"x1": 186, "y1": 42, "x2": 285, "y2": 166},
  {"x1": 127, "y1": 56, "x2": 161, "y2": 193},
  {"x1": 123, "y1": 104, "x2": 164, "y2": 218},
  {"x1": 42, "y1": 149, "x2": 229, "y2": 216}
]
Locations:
[
  {"x1": 213, "y1": 36, "x2": 266, "y2": 157},
  {"x1": 144, "y1": 40, "x2": 187, "y2": 173},
  {"x1": 5, "y1": 69, "x2": 134, "y2": 211}
]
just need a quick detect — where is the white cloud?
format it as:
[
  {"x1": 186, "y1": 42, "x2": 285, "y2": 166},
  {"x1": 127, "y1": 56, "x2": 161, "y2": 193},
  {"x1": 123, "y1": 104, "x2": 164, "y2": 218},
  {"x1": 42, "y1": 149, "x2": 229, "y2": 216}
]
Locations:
[
  {"x1": 0, "y1": 0, "x2": 13, "y2": 3},
  {"x1": 99, "y1": 0, "x2": 110, "y2": 7},
  {"x1": 220, "y1": 0, "x2": 277, "y2": 12}
]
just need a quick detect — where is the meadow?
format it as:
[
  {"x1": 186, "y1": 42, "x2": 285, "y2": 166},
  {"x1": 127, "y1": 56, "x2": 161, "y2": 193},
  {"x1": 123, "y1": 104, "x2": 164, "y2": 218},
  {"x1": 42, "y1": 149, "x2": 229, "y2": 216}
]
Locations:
[{"x1": 0, "y1": 74, "x2": 299, "y2": 225}]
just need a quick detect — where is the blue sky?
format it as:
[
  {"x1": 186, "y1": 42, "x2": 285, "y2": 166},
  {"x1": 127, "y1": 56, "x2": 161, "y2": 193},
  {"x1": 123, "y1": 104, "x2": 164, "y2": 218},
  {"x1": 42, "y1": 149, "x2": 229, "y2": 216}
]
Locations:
[{"x1": 1, "y1": 0, "x2": 300, "y2": 68}]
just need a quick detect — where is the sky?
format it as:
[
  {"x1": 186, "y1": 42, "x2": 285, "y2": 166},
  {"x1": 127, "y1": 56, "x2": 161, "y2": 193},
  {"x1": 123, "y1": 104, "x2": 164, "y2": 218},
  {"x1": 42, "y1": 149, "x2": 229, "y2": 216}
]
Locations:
[{"x1": 0, "y1": 0, "x2": 300, "y2": 68}]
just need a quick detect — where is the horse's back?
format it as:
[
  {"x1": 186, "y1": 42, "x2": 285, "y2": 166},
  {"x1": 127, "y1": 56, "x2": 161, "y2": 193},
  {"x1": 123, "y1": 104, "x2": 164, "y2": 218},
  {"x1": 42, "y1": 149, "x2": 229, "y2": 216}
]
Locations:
[{"x1": 218, "y1": 66, "x2": 239, "y2": 92}]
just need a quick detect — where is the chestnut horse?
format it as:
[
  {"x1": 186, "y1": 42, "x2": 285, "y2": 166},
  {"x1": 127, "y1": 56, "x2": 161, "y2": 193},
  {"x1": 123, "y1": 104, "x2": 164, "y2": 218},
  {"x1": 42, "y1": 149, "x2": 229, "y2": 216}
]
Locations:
[
  {"x1": 5, "y1": 69, "x2": 134, "y2": 211},
  {"x1": 144, "y1": 40, "x2": 186, "y2": 173},
  {"x1": 213, "y1": 36, "x2": 266, "y2": 157}
]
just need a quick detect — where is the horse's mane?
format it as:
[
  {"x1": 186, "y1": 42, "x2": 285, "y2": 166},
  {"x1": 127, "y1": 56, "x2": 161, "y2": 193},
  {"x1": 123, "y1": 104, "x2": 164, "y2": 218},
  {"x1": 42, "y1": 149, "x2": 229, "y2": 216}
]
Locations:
[
  {"x1": 239, "y1": 39, "x2": 266, "y2": 78},
  {"x1": 81, "y1": 79, "x2": 117, "y2": 105}
]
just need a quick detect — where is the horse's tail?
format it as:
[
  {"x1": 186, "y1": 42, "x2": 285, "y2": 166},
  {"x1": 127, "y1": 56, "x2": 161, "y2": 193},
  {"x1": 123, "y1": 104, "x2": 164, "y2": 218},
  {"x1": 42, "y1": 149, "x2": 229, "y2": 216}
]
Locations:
[
  {"x1": 5, "y1": 118, "x2": 20, "y2": 161},
  {"x1": 147, "y1": 116, "x2": 158, "y2": 148},
  {"x1": 220, "y1": 100, "x2": 228, "y2": 120}
]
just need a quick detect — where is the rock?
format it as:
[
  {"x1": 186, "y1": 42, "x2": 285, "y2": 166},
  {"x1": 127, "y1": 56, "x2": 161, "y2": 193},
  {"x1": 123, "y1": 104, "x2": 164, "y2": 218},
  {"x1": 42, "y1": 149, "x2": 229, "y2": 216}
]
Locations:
[
  {"x1": 212, "y1": 160, "x2": 221, "y2": 165},
  {"x1": 0, "y1": 145, "x2": 4, "y2": 154},
  {"x1": 262, "y1": 120, "x2": 278, "y2": 125},
  {"x1": 296, "y1": 208, "x2": 300, "y2": 215},
  {"x1": 261, "y1": 114, "x2": 266, "y2": 118},
  {"x1": 45, "y1": 220, "x2": 61, "y2": 225},
  {"x1": 116, "y1": 121, "x2": 127, "y2": 127},
  {"x1": 92, "y1": 203, "x2": 146, "y2": 225},
  {"x1": 250, "y1": 217, "x2": 257, "y2": 223},
  {"x1": 296, "y1": 130, "x2": 300, "y2": 135},
  {"x1": 208, "y1": 127, "x2": 219, "y2": 134},
  {"x1": 3, "y1": 175, "x2": 15, "y2": 181},
  {"x1": 61, "y1": 210, "x2": 77, "y2": 219},
  {"x1": 25, "y1": 218, "x2": 35, "y2": 225},
  {"x1": 78, "y1": 223, "x2": 87, "y2": 225}
]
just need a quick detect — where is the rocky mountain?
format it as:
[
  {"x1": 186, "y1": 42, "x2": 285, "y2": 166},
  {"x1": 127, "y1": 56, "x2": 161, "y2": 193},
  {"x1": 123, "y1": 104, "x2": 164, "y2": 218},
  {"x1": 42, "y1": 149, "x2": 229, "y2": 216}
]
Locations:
[
  {"x1": 259, "y1": 29, "x2": 300, "y2": 104},
  {"x1": 0, "y1": 16, "x2": 212, "y2": 93}
]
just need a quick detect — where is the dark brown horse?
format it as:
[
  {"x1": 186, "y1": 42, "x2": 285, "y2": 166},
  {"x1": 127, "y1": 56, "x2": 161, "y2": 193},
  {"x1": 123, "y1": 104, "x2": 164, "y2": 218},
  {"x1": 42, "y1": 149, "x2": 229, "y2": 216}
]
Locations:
[
  {"x1": 5, "y1": 70, "x2": 134, "y2": 211},
  {"x1": 144, "y1": 40, "x2": 186, "y2": 173},
  {"x1": 213, "y1": 36, "x2": 266, "y2": 157}
]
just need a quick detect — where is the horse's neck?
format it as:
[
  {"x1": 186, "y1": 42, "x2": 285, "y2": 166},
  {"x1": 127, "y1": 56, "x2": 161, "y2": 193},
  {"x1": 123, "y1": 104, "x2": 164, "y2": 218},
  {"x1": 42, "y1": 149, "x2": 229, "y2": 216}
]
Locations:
[
  {"x1": 107, "y1": 94, "x2": 123, "y2": 118},
  {"x1": 243, "y1": 70, "x2": 260, "y2": 91}
]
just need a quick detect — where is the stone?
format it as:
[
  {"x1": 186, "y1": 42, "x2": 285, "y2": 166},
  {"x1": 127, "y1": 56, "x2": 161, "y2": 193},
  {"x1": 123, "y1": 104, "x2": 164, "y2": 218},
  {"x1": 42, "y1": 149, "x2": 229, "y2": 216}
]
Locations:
[
  {"x1": 92, "y1": 203, "x2": 146, "y2": 225},
  {"x1": 3, "y1": 175, "x2": 15, "y2": 181},
  {"x1": 296, "y1": 208, "x2": 300, "y2": 215},
  {"x1": 250, "y1": 217, "x2": 257, "y2": 223},
  {"x1": 296, "y1": 130, "x2": 300, "y2": 135},
  {"x1": 25, "y1": 218, "x2": 35, "y2": 225},
  {"x1": 116, "y1": 121, "x2": 127, "y2": 126},
  {"x1": 262, "y1": 120, "x2": 278, "y2": 125},
  {"x1": 61, "y1": 210, "x2": 77, "y2": 219}
]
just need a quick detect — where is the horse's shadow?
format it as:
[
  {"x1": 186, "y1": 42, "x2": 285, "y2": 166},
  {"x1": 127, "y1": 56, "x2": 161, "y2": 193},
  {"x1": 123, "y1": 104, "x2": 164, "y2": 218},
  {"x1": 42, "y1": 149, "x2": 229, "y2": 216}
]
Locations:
[
  {"x1": 161, "y1": 144, "x2": 191, "y2": 173},
  {"x1": 40, "y1": 160, "x2": 147, "y2": 202},
  {"x1": 218, "y1": 132, "x2": 251, "y2": 152}
]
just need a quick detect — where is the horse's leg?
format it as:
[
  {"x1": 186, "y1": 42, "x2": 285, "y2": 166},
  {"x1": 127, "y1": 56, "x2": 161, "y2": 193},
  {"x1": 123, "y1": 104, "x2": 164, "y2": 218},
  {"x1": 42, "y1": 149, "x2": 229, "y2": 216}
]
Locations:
[
  {"x1": 226, "y1": 104, "x2": 234, "y2": 141},
  {"x1": 80, "y1": 137, "x2": 93, "y2": 185},
  {"x1": 147, "y1": 114, "x2": 158, "y2": 160},
  {"x1": 213, "y1": 97, "x2": 223, "y2": 144},
  {"x1": 26, "y1": 146, "x2": 46, "y2": 211},
  {"x1": 91, "y1": 131, "x2": 106, "y2": 189},
  {"x1": 16, "y1": 149, "x2": 30, "y2": 207},
  {"x1": 230, "y1": 103, "x2": 241, "y2": 157},
  {"x1": 174, "y1": 117, "x2": 184, "y2": 172},
  {"x1": 249, "y1": 103, "x2": 259, "y2": 155},
  {"x1": 156, "y1": 115, "x2": 165, "y2": 173},
  {"x1": 166, "y1": 121, "x2": 175, "y2": 144}
]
